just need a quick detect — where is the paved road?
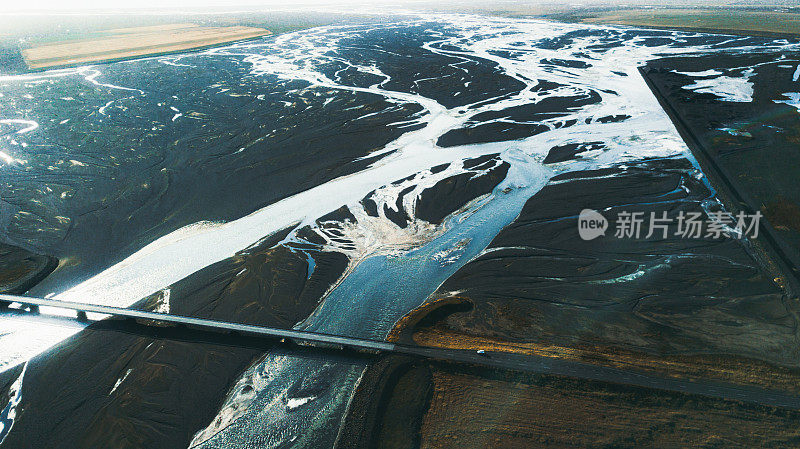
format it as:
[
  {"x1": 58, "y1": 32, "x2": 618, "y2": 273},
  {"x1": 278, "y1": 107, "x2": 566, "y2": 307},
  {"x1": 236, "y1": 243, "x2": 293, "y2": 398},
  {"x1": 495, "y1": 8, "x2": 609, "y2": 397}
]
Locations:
[{"x1": 3, "y1": 293, "x2": 800, "y2": 410}]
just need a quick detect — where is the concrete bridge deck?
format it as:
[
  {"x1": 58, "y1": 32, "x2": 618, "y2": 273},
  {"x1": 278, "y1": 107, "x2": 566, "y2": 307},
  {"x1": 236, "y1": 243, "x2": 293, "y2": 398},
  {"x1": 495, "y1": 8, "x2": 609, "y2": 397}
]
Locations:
[{"x1": 2, "y1": 292, "x2": 800, "y2": 410}]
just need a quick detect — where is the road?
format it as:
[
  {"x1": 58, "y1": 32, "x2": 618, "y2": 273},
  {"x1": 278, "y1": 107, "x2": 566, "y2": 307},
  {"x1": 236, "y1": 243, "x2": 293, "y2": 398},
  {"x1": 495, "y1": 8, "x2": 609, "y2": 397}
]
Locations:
[{"x1": 3, "y1": 293, "x2": 800, "y2": 410}]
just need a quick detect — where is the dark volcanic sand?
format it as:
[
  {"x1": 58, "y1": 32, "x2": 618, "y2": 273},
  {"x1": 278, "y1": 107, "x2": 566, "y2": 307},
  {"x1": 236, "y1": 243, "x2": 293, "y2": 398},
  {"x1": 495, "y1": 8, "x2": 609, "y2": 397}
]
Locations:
[
  {"x1": 390, "y1": 158, "x2": 800, "y2": 391},
  {"x1": 0, "y1": 243, "x2": 56, "y2": 294},
  {"x1": 2, "y1": 15, "x2": 800, "y2": 449},
  {"x1": 0, "y1": 150, "x2": 514, "y2": 448},
  {"x1": 642, "y1": 51, "x2": 800, "y2": 282},
  {"x1": 0, "y1": 229, "x2": 348, "y2": 449},
  {"x1": 336, "y1": 160, "x2": 800, "y2": 447},
  {"x1": 340, "y1": 356, "x2": 800, "y2": 449}
]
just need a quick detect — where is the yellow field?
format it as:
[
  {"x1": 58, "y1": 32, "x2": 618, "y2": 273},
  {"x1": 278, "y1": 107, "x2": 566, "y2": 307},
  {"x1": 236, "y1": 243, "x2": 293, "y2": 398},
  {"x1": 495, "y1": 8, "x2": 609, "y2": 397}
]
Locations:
[{"x1": 22, "y1": 23, "x2": 270, "y2": 70}]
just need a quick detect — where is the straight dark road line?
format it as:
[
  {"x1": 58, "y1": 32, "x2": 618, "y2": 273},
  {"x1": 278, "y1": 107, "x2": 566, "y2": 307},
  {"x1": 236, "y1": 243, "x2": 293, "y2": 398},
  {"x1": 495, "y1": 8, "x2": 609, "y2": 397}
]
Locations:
[{"x1": 3, "y1": 293, "x2": 800, "y2": 410}]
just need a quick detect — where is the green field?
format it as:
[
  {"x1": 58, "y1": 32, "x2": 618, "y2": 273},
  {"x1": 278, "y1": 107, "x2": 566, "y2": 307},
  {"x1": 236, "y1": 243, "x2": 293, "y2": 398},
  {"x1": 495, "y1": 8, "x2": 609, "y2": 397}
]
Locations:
[{"x1": 576, "y1": 8, "x2": 800, "y2": 36}]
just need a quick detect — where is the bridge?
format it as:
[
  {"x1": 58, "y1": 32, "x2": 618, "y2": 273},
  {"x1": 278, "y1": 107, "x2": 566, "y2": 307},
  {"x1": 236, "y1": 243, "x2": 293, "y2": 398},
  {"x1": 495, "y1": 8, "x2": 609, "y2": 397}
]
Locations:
[{"x1": 2, "y1": 292, "x2": 800, "y2": 410}]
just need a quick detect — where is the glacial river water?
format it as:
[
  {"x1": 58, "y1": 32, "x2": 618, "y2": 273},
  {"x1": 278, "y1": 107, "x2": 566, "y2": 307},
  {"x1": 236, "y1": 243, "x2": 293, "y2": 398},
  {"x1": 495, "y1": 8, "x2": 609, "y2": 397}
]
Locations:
[{"x1": 1, "y1": 13, "x2": 799, "y2": 448}]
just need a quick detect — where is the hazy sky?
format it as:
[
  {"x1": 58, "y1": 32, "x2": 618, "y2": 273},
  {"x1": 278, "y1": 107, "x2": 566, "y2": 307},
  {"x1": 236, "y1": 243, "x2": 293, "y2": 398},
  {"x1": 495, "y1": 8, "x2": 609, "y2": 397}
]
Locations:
[
  {"x1": 1, "y1": 0, "x2": 788, "y2": 14},
  {"x1": 2, "y1": 0, "x2": 370, "y2": 13},
  {"x1": 1, "y1": 0, "x2": 743, "y2": 14}
]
